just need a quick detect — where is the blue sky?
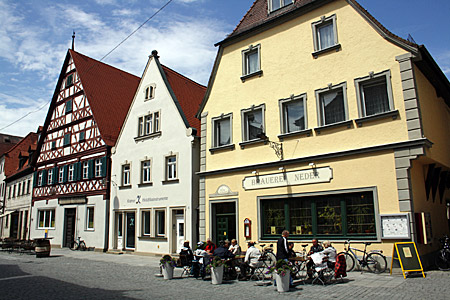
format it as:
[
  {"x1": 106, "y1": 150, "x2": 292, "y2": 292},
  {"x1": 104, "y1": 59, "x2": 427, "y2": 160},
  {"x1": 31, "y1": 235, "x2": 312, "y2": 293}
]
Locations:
[{"x1": 0, "y1": 0, "x2": 449, "y2": 136}]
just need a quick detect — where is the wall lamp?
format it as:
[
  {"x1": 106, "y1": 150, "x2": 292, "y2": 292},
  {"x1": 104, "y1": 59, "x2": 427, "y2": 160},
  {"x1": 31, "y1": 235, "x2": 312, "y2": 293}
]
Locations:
[{"x1": 257, "y1": 132, "x2": 284, "y2": 160}]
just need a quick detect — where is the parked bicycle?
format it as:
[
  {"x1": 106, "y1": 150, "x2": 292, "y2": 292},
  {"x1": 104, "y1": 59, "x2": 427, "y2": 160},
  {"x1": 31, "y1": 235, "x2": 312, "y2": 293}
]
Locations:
[
  {"x1": 291, "y1": 243, "x2": 309, "y2": 280},
  {"x1": 249, "y1": 243, "x2": 277, "y2": 281},
  {"x1": 338, "y1": 240, "x2": 387, "y2": 273},
  {"x1": 435, "y1": 235, "x2": 450, "y2": 271},
  {"x1": 70, "y1": 237, "x2": 87, "y2": 251}
]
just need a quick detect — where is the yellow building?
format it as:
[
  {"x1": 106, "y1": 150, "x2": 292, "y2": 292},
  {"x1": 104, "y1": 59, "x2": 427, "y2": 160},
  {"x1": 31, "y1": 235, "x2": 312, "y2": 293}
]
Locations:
[{"x1": 197, "y1": 0, "x2": 450, "y2": 265}]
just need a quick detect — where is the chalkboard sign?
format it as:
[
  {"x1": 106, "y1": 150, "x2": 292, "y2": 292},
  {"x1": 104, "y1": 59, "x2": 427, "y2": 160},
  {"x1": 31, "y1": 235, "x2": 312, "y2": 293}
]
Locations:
[{"x1": 390, "y1": 242, "x2": 425, "y2": 278}]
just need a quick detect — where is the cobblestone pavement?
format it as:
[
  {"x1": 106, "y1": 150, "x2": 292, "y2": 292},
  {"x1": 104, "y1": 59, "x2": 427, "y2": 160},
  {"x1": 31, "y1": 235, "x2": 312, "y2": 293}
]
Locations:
[{"x1": 0, "y1": 249, "x2": 449, "y2": 300}]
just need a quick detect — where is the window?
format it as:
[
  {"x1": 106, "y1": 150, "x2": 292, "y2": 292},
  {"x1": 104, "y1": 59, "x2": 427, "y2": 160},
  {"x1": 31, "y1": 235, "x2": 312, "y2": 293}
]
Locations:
[
  {"x1": 261, "y1": 190, "x2": 376, "y2": 239},
  {"x1": 68, "y1": 165, "x2": 74, "y2": 182},
  {"x1": 65, "y1": 99, "x2": 73, "y2": 114},
  {"x1": 38, "y1": 209, "x2": 55, "y2": 229},
  {"x1": 144, "y1": 85, "x2": 155, "y2": 100},
  {"x1": 122, "y1": 164, "x2": 131, "y2": 186},
  {"x1": 38, "y1": 172, "x2": 43, "y2": 187},
  {"x1": 212, "y1": 114, "x2": 232, "y2": 148},
  {"x1": 59, "y1": 167, "x2": 64, "y2": 183},
  {"x1": 355, "y1": 71, "x2": 394, "y2": 117},
  {"x1": 79, "y1": 131, "x2": 85, "y2": 142},
  {"x1": 137, "y1": 112, "x2": 160, "y2": 137},
  {"x1": 316, "y1": 83, "x2": 348, "y2": 126},
  {"x1": 86, "y1": 207, "x2": 94, "y2": 230},
  {"x1": 51, "y1": 141, "x2": 56, "y2": 150},
  {"x1": 82, "y1": 161, "x2": 89, "y2": 179},
  {"x1": 165, "y1": 156, "x2": 177, "y2": 180},
  {"x1": 63, "y1": 133, "x2": 71, "y2": 147},
  {"x1": 280, "y1": 94, "x2": 307, "y2": 134},
  {"x1": 242, "y1": 44, "x2": 261, "y2": 77},
  {"x1": 312, "y1": 15, "x2": 338, "y2": 53},
  {"x1": 142, "y1": 210, "x2": 151, "y2": 236},
  {"x1": 95, "y1": 159, "x2": 102, "y2": 177},
  {"x1": 156, "y1": 210, "x2": 165, "y2": 236},
  {"x1": 141, "y1": 160, "x2": 151, "y2": 184},
  {"x1": 17, "y1": 183, "x2": 21, "y2": 197},
  {"x1": 47, "y1": 169, "x2": 53, "y2": 185},
  {"x1": 26, "y1": 180, "x2": 31, "y2": 194},
  {"x1": 22, "y1": 181, "x2": 26, "y2": 195},
  {"x1": 66, "y1": 74, "x2": 73, "y2": 87},
  {"x1": 241, "y1": 105, "x2": 265, "y2": 142},
  {"x1": 8, "y1": 186, "x2": 11, "y2": 199},
  {"x1": 268, "y1": 0, "x2": 293, "y2": 12}
]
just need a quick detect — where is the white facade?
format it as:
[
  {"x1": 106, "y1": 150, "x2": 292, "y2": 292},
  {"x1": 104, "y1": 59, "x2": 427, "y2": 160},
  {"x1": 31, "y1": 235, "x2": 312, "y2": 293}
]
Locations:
[
  {"x1": 1, "y1": 173, "x2": 33, "y2": 239},
  {"x1": 110, "y1": 55, "x2": 200, "y2": 254}
]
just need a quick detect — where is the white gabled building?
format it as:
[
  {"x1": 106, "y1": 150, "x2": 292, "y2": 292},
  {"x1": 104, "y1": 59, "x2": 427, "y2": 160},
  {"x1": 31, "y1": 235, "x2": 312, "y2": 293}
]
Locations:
[{"x1": 110, "y1": 50, "x2": 205, "y2": 254}]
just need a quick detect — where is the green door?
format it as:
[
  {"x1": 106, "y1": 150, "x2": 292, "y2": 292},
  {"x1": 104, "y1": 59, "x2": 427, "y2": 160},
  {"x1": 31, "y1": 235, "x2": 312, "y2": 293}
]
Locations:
[
  {"x1": 216, "y1": 217, "x2": 229, "y2": 242},
  {"x1": 212, "y1": 202, "x2": 236, "y2": 244}
]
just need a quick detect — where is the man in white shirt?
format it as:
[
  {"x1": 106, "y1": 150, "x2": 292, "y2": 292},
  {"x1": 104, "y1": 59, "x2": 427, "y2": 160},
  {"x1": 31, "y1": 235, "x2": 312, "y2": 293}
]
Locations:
[
  {"x1": 229, "y1": 239, "x2": 241, "y2": 256},
  {"x1": 238, "y1": 242, "x2": 262, "y2": 280}
]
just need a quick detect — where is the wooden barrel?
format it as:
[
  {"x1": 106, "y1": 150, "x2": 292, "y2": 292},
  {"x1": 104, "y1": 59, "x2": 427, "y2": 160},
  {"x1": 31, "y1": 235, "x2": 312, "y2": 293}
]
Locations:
[{"x1": 35, "y1": 239, "x2": 51, "y2": 258}]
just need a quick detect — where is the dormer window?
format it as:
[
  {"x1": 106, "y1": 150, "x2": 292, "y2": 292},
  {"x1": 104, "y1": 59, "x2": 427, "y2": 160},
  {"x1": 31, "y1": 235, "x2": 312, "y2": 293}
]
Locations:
[
  {"x1": 144, "y1": 84, "x2": 156, "y2": 100},
  {"x1": 268, "y1": 0, "x2": 293, "y2": 13}
]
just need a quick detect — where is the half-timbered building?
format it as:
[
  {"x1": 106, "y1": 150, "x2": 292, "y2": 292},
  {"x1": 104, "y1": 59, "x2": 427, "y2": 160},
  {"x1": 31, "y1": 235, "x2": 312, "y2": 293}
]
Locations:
[
  {"x1": 110, "y1": 51, "x2": 205, "y2": 254},
  {"x1": 31, "y1": 50, "x2": 140, "y2": 250}
]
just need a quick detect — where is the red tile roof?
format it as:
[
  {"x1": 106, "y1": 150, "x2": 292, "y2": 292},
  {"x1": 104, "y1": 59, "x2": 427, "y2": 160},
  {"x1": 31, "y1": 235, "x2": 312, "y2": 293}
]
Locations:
[
  {"x1": 161, "y1": 65, "x2": 206, "y2": 131},
  {"x1": 224, "y1": 0, "x2": 416, "y2": 48},
  {"x1": 0, "y1": 134, "x2": 23, "y2": 157},
  {"x1": 70, "y1": 50, "x2": 141, "y2": 146},
  {"x1": 3, "y1": 132, "x2": 38, "y2": 177}
]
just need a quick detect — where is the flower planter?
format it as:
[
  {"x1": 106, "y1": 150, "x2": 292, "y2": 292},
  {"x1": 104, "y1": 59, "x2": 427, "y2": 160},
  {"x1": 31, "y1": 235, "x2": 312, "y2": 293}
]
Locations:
[
  {"x1": 211, "y1": 266, "x2": 224, "y2": 285},
  {"x1": 162, "y1": 263, "x2": 174, "y2": 280},
  {"x1": 275, "y1": 270, "x2": 290, "y2": 293}
]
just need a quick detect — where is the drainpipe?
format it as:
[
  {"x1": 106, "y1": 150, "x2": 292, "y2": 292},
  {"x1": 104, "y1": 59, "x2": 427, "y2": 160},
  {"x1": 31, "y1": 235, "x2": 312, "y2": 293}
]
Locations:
[{"x1": 103, "y1": 146, "x2": 112, "y2": 252}]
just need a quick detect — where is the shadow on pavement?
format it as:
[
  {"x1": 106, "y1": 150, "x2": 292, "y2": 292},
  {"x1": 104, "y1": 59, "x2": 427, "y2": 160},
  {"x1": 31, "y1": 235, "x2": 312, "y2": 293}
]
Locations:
[{"x1": 0, "y1": 264, "x2": 30, "y2": 279}]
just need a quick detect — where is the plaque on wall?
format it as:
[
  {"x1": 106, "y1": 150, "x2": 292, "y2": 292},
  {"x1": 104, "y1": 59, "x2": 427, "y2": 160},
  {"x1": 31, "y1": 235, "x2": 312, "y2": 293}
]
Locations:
[{"x1": 381, "y1": 214, "x2": 410, "y2": 239}]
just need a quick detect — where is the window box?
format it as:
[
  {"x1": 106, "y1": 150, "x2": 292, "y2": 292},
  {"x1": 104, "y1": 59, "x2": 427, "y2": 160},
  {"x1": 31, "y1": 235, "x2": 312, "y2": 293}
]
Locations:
[{"x1": 355, "y1": 110, "x2": 399, "y2": 127}]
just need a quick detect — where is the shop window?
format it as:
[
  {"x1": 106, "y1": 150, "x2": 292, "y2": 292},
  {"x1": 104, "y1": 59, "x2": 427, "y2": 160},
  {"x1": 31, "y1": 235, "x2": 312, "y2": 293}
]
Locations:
[
  {"x1": 142, "y1": 210, "x2": 151, "y2": 236},
  {"x1": 316, "y1": 83, "x2": 348, "y2": 126},
  {"x1": 241, "y1": 105, "x2": 265, "y2": 142},
  {"x1": 86, "y1": 207, "x2": 94, "y2": 230},
  {"x1": 355, "y1": 70, "x2": 394, "y2": 117},
  {"x1": 280, "y1": 94, "x2": 307, "y2": 134},
  {"x1": 260, "y1": 191, "x2": 376, "y2": 239},
  {"x1": 38, "y1": 209, "x2": 55, "y2": 229},
  {"x1": 212, "y1": 114, "x2": 232, "y2": 148},
  {"x1": 156, "y1": 210, "x2": 166, "y2": 236}
]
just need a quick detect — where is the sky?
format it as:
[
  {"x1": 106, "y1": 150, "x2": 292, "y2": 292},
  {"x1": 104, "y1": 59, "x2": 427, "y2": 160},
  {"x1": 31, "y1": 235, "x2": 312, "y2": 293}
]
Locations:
[{"x1": 0, "y1": 0, "x2": 449, "y2": 137}]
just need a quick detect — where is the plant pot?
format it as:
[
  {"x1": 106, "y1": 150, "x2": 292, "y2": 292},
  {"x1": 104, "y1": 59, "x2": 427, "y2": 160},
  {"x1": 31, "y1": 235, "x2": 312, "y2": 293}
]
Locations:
[
  {"x1": 161, "y1": 263, "x2": 174, "y2": 280},
  {"x1": 211, "y1": 266, "x2": 224, "y2": 285},
  {"x1": 275, "y1": 270, "x2": 290, "y2": 293}
]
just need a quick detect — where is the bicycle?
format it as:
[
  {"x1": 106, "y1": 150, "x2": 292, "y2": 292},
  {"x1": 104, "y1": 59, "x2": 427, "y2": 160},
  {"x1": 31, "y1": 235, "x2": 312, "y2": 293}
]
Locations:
[
  {"x1": 70, "y1": 237, "x2": 87, "y2": 251},
  {"x1": 291, "y1": 244, "x2": 309, "y2": 280},
  {"x1": 338, "y1": 240, "x2": 387, "y2": 273},
  {"x1": 249, "y1": 243, "x2": 277, "y2": 281},
  {"x1": 435, "y1": 235, "x2": 450, "y2": 271}
]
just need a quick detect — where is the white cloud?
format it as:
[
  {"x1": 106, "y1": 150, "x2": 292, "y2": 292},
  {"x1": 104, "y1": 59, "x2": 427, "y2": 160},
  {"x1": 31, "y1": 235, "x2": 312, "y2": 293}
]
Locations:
[
  {"x1": 112, "y1": 9, "x2": 138, "y2": 17},
  {"x1": 94, "y1": 0, "x2": 117, "y2": 5}
]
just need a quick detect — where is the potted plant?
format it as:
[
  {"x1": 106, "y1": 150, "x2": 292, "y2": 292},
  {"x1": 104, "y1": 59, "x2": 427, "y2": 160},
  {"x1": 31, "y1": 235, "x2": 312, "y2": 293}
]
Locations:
[
  {"x1": 160, "y1": 255, "x2": 177, "y2": 280},
  {"x1": 207, "y1": 256, "x2": 225, "y2": 285},
  {"x1": 267, "y1": 259, "x2": 294, "y2": 293}
]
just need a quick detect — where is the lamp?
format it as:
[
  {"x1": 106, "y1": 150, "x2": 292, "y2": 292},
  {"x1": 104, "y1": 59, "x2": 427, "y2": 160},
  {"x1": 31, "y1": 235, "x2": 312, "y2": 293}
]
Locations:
[{"x1": 256, "y1": 132, "x2": 284, "y2": 160}]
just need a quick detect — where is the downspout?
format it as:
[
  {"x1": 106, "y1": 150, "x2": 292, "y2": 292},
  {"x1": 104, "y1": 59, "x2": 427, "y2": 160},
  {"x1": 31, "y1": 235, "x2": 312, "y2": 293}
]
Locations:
[{"x1": 103, "y1": 146, "x2": 112, "y2": 252}]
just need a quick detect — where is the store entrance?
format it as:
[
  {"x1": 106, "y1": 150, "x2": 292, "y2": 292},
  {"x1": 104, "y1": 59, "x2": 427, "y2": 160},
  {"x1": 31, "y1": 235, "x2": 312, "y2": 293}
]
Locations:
[{"x1": 211, "y1": 202, "x2": 236, "y2": 244}]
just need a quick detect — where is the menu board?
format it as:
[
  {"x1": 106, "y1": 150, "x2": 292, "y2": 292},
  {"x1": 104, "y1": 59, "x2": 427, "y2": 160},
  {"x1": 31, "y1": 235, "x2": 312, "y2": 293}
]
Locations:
[{"x1": 381, "y1": 214, "x2": 410, "y2": 239}]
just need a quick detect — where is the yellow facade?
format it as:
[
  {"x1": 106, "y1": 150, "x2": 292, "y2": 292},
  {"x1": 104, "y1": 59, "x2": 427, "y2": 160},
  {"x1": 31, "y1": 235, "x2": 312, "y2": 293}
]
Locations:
[{"x1": 198, "y1": 0, "x2": 450, "y2": 264}]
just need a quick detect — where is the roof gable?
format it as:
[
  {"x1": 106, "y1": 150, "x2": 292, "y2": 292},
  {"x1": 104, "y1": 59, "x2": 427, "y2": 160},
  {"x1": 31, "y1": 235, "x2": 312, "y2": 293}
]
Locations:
[{"x1": 4, "y1": 132, "x2": 38, "y2": 177}]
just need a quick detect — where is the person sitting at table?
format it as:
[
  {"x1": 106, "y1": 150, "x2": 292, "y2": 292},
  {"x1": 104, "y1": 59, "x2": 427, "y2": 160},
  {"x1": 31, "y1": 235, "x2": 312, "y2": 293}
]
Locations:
[
  {"x1": 320, "y1": 241, "x2": 337, "y2": 269},
  {"x1": 307, "y1": 239, "x2": 324, "y2": 279},
  {"x1": 205, "y1": 238, "x2": 217, "y2": 254},
  {"x1": 229, "y1": 239, "x2": 241, "y2": 256},
  {"x1": 213, "y1": 241, "x2": 235, "y2": 259},
  {"x1": 179, "y1": 241, "x2": 194, "y2": 261},
  {"x1": 192, "y1": 242, "x2": 207, "y2": 278},
  {"x1": 288, "y1": 242, "x2": 296, "y2": 258},
  {"x1": 238, "y1": 241, "x2": 262, "y2": 281}
]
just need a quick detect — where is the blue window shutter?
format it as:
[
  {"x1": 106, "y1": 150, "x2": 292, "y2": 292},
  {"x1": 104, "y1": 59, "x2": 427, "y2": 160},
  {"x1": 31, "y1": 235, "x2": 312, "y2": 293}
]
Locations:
[
  {"x1": 42, "y1": 170, "x2": 48, "y2": 186},
  {"x1": 33, "y1": 171, "x2": 38, "y2": 188},
  {"x1": 63, "y1": 165, "x2": 68, "y2": 183},
  {"x1": 53, "y1": 167, "x2": 58, "y2": 185},
  {"x1": 101, "y1": 156, "x2": 107, "y2": 177},
  {"x1": 88, "y1": 160, "x2": 94, "y2": 179}
]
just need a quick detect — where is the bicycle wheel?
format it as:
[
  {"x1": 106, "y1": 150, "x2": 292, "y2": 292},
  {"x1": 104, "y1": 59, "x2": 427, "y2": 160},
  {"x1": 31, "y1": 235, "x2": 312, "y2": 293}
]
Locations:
[
  {"x1": 265, "y1": 252, "x2": 277, "y2": 267},
  {"x1": 79, "y1": 241, "x2": 87, "y2": 251},
  {"x1": 435, "y1": 250, "x2": 450, "y2": 271},
  {"x1": 366, "y1": 253, "x2": 387, "y2": 273},
  {"x1": 69, "y1": 241, "x2": 79, "y2": 251},
  {"x1": 339, "y1": 252, "x2": 355, "y2": 272}
]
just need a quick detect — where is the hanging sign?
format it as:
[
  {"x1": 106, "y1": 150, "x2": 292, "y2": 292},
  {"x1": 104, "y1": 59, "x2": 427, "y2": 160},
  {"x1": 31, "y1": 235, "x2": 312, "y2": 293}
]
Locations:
[{"x1": 242, "y1": 167, "x2": 333, "y2": 190}]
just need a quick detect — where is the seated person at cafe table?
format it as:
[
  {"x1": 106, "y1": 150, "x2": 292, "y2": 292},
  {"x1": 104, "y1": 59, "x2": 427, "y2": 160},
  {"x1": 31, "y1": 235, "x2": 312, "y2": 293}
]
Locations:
[
  {"x1": 307, "y1": 239, "x2": 324, "y2": 278},
  {"x1": 179, "y1": 241, "x2": 194, "y2": 261},
  {"x1": 288, "y1": 242, "x2": 296, "y2": 258},
  {"x1": 238, "y1": 241, "x2": 262, "y2": 281},
  {"x1": 229, "y1": 239, "x2": 241, "y2": 256},
  {"x1": 213, "y1": 241, "x2": 235, "y2": 259},
  {"x1": 205, "y1": 238, "x2": 217, "y2": 254},
  {"x1": 320, "y1": 241, "x2": 337, "y2": 269},
  {"x1": 192, "y1": 242, "x2": 209, "y2": 278}
]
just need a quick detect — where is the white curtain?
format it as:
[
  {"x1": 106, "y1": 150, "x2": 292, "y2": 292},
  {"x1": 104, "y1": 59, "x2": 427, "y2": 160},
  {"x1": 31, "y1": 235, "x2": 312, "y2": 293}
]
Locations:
[
  {"x1": 318, "y1": 23, "x2": 334, "y2": 49},
  {"x1": 247, "y1": 51, "x2": 258, "y2": 74},
  {"x1": 363, "y1": 81, "x2": 389, "y2": 116},
  {"x1": 217, "y1": 118, "x2": 230, "y2": 146}
]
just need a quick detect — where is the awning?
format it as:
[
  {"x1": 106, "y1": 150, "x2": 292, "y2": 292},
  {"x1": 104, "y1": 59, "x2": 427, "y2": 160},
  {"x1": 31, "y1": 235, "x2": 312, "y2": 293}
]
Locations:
[{"x1": 0, "y1": 211, "x2": 14, "y2": 218}]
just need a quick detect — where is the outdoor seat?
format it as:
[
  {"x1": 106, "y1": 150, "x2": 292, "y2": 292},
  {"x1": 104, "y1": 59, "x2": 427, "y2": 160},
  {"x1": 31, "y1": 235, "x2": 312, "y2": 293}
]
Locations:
[
  {"x1": 177, "y1": 254, "x2": 193, "y2": 278},
  {"x1": 311, "y1": 255, "x2": 335, "y2": 285}
]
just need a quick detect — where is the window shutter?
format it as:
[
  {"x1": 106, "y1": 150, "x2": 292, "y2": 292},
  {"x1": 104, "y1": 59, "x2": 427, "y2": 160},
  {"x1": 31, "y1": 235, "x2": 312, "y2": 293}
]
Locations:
[
  {"x1": 88, "y1": 159, "x2": 94, "y2": 179},
  {"x1": 75, "y1": 162, "x2": 82, "y2": 181},
  {"x1": 101, "y1": 156, "x2": 107, "y2": 177},
  {"x1": 63, "y1": 165, "x2": 68, "y2": 183},
  {"x1": 42, "y1": 170, "x2": 48, "y2": 186},
  {"x1": 33, "y1": 171, "x2": 38, "y2": 188},
  {"x1": 52, "y1": 167, "x2": 58, "y2": 185}
]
